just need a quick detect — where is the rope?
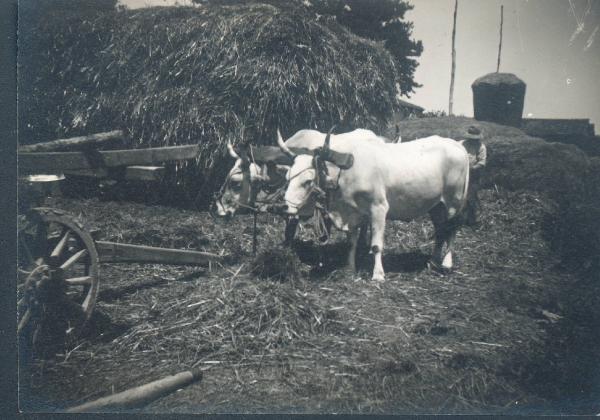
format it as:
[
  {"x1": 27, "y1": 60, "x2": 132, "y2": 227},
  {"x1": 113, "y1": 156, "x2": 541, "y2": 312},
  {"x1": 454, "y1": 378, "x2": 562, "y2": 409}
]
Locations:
[{"x1": 313, "y1": 203, "x2": 330, "y2": 244}]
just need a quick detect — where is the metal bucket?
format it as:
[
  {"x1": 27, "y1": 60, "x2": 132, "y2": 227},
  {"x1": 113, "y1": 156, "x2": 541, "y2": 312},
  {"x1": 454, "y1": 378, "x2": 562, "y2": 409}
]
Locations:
[{"x1": 18, "y1": 174, "x2": 65, "y2": 211}]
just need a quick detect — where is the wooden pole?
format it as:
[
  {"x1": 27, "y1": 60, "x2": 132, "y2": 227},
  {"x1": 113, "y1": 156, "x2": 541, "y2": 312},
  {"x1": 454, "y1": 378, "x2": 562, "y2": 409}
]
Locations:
[
  {"x1": 66, "y1": 368, "x2": 203, "y2": 412},
  {"x1": 96, "y1": 241, "x2": 221, "y2": 265},
  {"x1": 18, "y1": 130, "x2": 124, "y2": 153},
  {"x1": 252, "y1": 211, "x2": 258, "y2": 256},
  {"x1": 448, "y1": 0, "x2": 458, "y2": 116},
  {"x1": 496, "y1": 5, "x2": 504, "y2": 73}
]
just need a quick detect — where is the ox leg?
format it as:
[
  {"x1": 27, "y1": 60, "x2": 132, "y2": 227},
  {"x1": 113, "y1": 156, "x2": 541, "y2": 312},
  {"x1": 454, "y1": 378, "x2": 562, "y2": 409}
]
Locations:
[
  {"x1": 441, "y1": 223, "x2": 458, "y2": 269},
  {"x1": 357, "y1": 218, "x2": 371, "y2": 258},
  {"x1": 346, "y1": 225, "x2": 360, "y2": 273},
  {"x1": 429, "y1": 203, "x2": 458, "y2": 271},
  {"x1": 370, "y1": 203, "x2": 388, "y2": 282},
  {"x1": 284, "y1": 217, "x2": 299, "y2": 246}
]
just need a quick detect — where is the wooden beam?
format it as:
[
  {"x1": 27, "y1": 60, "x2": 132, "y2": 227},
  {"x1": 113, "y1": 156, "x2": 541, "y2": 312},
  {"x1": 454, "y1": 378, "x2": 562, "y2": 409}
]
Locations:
[
  {"x1": 96, "y1": 241, "x2": 221, "y2": 265},
  {"x1": 124, "y1": 166, "x2": 165, "y2": 181},
  {"x1": 64, "y1": 166, "x2": 165, "y2": 181},
  {"x1": 19, "y1": 145, "x2": 199, "y2": 173},
  {"x1": 18, "y1": 130, "x2": 124, "y2": 153}
]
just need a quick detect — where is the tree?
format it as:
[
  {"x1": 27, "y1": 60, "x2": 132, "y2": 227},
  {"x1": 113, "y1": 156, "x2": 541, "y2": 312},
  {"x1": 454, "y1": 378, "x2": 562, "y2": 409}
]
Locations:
[
  {"x1": 193, "y1": 0, "x2": 423, "y2": 96},
  {"x1": 305, "y1": 0, "x2": 423, "y2": 96}
]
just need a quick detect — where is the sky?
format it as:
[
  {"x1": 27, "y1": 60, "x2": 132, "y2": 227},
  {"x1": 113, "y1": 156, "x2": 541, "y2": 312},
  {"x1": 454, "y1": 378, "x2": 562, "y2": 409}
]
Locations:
[
  {"x1": 120, "y1": 0, "x2": 600, "y2": 129},
  {"x1": 406, "y1": 0, "x2": 600, "y2": 128}
]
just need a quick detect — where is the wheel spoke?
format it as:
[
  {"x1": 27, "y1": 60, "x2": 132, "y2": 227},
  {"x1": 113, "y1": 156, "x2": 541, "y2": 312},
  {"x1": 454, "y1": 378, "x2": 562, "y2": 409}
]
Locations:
[
  {"x1": 17, "y1": 269, "x2": 31, "y2": 284},
  {"x1": 65, "y1": 276, "x2": 92, "y2": 286},
  {"x1": 19, "y1": 236, "x2": 35, "y2": 266},
  {"x1": 60, "y1": 249, "x2": 88, "y2": 271},
  {"x1": 17, "y1": 308, "x2": 32, "y2": 333},
  {"x1": 34, "y1": 221, "x2": 48, "y2": 257},
  {"x1": 51, "y1": 230, "x2": 71, "y2": 259}
]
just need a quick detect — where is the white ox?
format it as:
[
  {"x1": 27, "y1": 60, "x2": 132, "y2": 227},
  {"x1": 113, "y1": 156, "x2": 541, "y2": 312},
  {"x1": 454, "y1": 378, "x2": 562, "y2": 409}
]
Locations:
[
  {"x1": 278, "y1": 130, "x2": 470, "y2": 281},
  {"x1": 214, "y1": 129, "x2": 386, "y2": 244}
]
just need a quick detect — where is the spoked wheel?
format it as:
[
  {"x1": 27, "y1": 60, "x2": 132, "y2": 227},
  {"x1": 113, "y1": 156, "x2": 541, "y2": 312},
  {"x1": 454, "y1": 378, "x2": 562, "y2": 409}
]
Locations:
[{"x1": 17, "y1": 208, "x2": 99, "y2": 354}]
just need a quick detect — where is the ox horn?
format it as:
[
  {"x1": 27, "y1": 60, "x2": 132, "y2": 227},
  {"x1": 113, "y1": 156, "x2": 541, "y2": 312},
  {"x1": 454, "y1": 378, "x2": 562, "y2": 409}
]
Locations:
[
  {"x1": 277, "y1": 129, "x2": 296, "y2": 158},
  {"x1": 227, "y1": 142, "x2": 241, "y2": 160},
  {"x1": 323, "y1": 125, "x2": 336, "y2": 150}
]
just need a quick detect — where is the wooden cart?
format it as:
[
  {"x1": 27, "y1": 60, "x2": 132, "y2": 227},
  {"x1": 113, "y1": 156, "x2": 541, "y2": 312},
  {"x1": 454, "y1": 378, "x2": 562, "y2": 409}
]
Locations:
[{"x1": 17, "y1": 131, "x2": 221, "y2": 352}]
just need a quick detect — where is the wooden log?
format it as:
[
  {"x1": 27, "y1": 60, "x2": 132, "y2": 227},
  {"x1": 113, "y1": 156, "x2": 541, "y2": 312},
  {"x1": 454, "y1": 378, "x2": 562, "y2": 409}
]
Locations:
[
  {"x1": 66, "y1": 368, "x2": 203, "y2": 413},
  {"x1": 64, "y1": 166, "x2": 165, "y2": 182},
  {"x1": 96, "y1": 241, "x2": 221, "y2": 265},
  {"x1": 18, "y1": 130, "x2": 124, "y2": 153},
  {"x1": 18, "y1": 145, "x2": 199, "y2": 173}
]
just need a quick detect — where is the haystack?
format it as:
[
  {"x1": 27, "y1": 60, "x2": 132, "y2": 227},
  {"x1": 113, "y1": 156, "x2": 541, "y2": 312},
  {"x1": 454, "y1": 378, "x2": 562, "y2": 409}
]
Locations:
[
  {"x1": 472, "y1": 73, "x2": 526, "y2": 127},
  {"x1": 19, "y1": 3, "x2": 400, "y2": 200}
]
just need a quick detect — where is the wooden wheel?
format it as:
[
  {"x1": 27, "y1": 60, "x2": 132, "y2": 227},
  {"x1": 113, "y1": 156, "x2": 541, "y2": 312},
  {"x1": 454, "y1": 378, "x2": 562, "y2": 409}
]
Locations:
[{"x1": 17, "y1": 208, "x2": 99, "y2": 352}]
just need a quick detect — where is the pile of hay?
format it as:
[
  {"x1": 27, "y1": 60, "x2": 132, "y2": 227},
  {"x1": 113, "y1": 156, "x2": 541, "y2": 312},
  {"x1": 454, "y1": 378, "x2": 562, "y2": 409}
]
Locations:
[
  {"x1": 19, "y1": 3, "x2": 400, "y2": 198},
  {"x1": 30, "y1": 188, "x2": 599, "y2": 414}
]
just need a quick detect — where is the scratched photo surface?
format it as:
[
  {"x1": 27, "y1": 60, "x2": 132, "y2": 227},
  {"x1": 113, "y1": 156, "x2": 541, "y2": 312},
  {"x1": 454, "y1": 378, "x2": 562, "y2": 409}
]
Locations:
[{"x1": 17, "y1": 0, "x2": 600, "y2": 415}]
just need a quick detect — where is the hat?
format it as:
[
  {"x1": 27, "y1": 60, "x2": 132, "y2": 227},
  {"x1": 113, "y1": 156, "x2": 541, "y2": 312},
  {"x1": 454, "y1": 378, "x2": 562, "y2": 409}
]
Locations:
[{"x1": 463, "y1": 125, "x2": 482, "y2": 141}]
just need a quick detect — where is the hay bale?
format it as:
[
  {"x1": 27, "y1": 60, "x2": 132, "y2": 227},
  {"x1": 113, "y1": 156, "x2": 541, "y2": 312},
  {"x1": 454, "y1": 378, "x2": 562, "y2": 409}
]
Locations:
[
  {"x1": 472, "y1": 72, "x2": 526, "y2": 127},
  {"x1": 19, "y1": 4, "x2": 400, "y2": 200}
]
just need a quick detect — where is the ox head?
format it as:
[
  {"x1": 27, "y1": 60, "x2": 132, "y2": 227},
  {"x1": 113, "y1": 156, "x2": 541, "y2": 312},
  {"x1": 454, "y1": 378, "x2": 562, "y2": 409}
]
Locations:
[
  {"x1": 213, "y1": 143, "x2": 286, "y2": 218},
  {"x1": 277, "y1": 127, "x2": 335, "y2": 216}
]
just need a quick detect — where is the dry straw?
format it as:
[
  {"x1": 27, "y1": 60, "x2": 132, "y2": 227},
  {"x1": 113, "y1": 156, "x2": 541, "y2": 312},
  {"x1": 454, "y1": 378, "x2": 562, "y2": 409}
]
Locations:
[{"x1": 21, "y1": 3, "x2": 400, "y2": 199}]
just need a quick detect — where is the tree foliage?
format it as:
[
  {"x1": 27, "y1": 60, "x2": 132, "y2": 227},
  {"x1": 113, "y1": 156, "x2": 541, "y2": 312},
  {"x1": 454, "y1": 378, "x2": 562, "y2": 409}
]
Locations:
[{"x1": 193, "y1": 0, "x2": 423, "y2": 95}]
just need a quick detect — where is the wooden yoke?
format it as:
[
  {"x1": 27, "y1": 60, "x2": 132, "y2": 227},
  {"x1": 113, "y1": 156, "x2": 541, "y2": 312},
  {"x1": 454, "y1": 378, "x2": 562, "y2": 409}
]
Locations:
[
  {"x1": 316, "y1": 147, "x2": 354, "y2": 170},
  {"x1": 248, "y1": 145, "x2": 353, "y2": 169}
]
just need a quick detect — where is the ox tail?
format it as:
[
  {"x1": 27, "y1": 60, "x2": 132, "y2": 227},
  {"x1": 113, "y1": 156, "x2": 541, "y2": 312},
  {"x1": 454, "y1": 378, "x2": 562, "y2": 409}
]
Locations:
[
  {"x1": 451, "y1": 159, "x2": 470, "y2": 231},
  {"x1": 462, "y1": 161, "x2": 470, "y2": 214}
]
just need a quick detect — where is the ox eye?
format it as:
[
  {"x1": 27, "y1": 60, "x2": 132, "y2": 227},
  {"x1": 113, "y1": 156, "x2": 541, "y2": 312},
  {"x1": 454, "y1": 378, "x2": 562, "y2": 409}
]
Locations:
[
  {"x1": 231, "y1": 182, "x2": 242, "y2": 191},
  {"x1": 302, "y1": 180, "x2": 313, "y2": 188}
]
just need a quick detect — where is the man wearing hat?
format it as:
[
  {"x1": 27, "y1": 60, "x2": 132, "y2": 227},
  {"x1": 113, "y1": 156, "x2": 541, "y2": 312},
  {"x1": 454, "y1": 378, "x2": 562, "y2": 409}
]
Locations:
[{"x1": 459, "y1": 125, "x2": 487, "y2": 226}]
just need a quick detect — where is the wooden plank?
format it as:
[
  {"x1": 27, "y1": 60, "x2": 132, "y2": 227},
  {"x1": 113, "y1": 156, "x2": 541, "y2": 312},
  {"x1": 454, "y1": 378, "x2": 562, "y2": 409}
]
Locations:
[
  {"x1": 19, "y1": 145, "x2": 199, "y2": 173},
  {"x1": 96, "y1": 241, "x2": 221, "y2": 265},
  {"x1": 18, "y1": 130, "x2": 124, "y2": 153},
  {"x1": 64, "y1": 166, "x2": 165, "y2": 181}
]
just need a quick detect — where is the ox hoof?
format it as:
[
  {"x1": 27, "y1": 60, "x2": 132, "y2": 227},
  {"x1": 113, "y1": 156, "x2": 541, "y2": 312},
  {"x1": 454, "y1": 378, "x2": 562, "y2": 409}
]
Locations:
[
  {"x1": 442, "y1": 252, "x2": 453, "y2": 269},
  {"x1": 372, "y1": 273, "x2": 385, "y2": 282},
  {"x1": 428, "y1": 261, "x2": 451, "y2": 274}
]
